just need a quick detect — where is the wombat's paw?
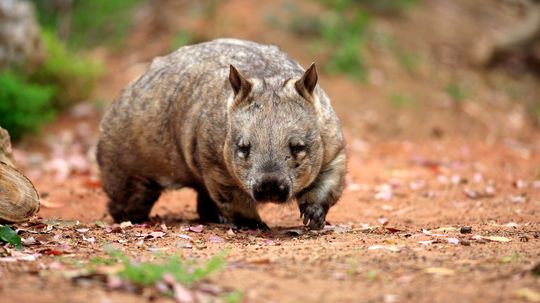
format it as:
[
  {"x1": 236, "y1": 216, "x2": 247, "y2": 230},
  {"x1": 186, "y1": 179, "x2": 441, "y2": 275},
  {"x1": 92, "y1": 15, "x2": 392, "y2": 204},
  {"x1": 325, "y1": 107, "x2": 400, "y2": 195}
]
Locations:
[
  {"x1": 299, "y1": 203, "x2": 327, "y2": 230},
  {"x1": 233, "y1": 217, "x2": 270, "y2": 231},
  {"x1": 199, "y1": 209, "x2": 229, "y2": 224},
  {"x1": 110, "y1": 212, "x2": 149, "y2": 224}
]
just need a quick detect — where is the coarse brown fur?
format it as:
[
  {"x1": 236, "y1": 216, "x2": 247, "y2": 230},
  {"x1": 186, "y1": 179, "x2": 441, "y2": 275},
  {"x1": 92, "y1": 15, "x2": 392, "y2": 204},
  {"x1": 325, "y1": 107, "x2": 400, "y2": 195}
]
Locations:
[{"x1": 97, "y1": 39, "x2": 346, "y2": 230}]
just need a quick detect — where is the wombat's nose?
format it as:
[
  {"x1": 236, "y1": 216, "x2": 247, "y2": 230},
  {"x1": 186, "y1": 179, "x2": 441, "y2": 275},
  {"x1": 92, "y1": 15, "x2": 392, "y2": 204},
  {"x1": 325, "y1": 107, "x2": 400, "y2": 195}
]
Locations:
[{"x1": 252, "y1": 175, "x2": 290, "y2": 203}]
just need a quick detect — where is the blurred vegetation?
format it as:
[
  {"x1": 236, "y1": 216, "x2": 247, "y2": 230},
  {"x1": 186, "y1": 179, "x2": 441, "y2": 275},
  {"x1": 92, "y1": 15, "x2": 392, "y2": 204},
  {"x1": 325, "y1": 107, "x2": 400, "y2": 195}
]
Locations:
[
  {"x1": 31, "y1": 31, "x2": 102, "y2": 108},
  {"x1": 388, "y1": 93, "x2": 417, "y2": 108},
  {"x1": 170, "y1": 31, "x2": 196, "y2": 51},
  {"x1": 30, "y1": 0, "x2": 143, "y2": 49},
  {"x1": 0, "y1": 71, "x2": 56, "y2": 141},
  {"x1": 1, "y1": 0, "x2": 134, "y2": 140},
  {"x1": 273, "y1": 0, "x2": 420, "y2": 80},
  {"x1": 348, "y1": 0, "x2": 420, "y2": 13},
  {"x1": 445, "y1": 82, "x2": 468, "y2": 104},
  {"x1": 319, "y1": 3, "x2": 370, "y2": 80}
]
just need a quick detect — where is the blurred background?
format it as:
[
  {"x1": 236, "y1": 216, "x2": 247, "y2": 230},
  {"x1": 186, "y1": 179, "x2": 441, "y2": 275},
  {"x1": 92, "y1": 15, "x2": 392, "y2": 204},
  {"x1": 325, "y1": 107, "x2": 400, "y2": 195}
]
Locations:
[{"x1": 1, "y1": 0, "x2": 539, "y2": 187}]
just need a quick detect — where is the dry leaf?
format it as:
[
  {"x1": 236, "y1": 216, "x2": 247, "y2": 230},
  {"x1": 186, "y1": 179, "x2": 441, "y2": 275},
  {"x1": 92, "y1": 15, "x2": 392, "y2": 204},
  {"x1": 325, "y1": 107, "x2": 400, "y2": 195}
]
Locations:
[
  {"x1": 515, "y1": 288, "x2": 540, "y2": 302},
  {"x1": 368, "y1": 245, "x2": 401, "y2": 252},
  {"x1": 424, "y1": 267, "x2": 455, "y2": 275},
  {"x1": 188, "y1": 225, "x2": 204, "y2": 233},
  {"x1": 40, "y1": 199, "x2": 64, "y2": 209},
  {"x1": 483, "y1": 236, "x2": 511, "y2": 243}
]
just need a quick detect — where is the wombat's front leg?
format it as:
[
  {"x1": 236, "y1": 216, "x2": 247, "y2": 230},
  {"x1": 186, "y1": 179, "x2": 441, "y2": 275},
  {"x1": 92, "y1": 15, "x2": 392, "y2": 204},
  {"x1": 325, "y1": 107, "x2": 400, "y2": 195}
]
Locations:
[
  {"x1": 230, "y1": 195, "x2": 269, "y2": 230},
  {"x1": 101, "y1": 169, "x2": 162, "y2": 223},
  {"x1": 210, "y1": 187, "x2": 268, "y2": 230},
  {"x1": 297, "y1": 151, "x2": 347, "y2": 230},
  {"x1": 196, "y1": 188, "x2": 228, "y2": 224}
]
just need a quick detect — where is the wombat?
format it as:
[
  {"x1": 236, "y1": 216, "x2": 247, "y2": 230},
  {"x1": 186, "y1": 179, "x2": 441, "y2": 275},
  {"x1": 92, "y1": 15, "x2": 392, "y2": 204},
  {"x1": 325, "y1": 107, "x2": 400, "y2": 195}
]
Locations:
[{"x1": 97, "y1": 39, "x2": 346, "y2": 230}]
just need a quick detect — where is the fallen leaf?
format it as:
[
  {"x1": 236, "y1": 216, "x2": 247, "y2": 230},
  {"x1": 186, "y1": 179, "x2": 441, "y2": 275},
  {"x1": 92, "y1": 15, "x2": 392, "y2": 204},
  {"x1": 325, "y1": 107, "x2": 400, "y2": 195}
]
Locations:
[
  {"x1": 178, "y1": 234, "x2": 192, "y2": 240},
  {"x1": 384, "y1": 227, "x2": 402, "y2": 234},
  {"x1": 446, "y1": 238, "x2": 459, "y2": 245},
  {"x1": 148, "y1": 231, "x2": 166, "y2": 239},
  {"x1": 510, "y1": 195, "x2": 526, "y2": 204},
  {"x1": 208, "y1": 235, "x2": 225, "y2": 243},
  {"x1": 21, "y1": 237, "x2": 37, "y2": 246},
  {"x1": 515, "y1": 288, "x2": 540, "y2": 302},
  {"x1": 0, "y1": 253, "x2": 39, "y2": 262},
  {"x1": 333, "y1": 224, "x2": 352, "y2": 233},
  {"x1": 82, "y1": 178, "x2": 102, "y2": 189},
  {"x1": 40, "y1": 199, "x2": 64, "y2": 209},
  {"x1": 248, "y1": 258, "x2": 272, "y2": 265},
  {"x1": 40, "y1": 248, "x2": 64, "y2": 256},
  {"x1": 377, "y1": 217, "x2": 389, "y2": 226},
  {"x1": 374, "y1": 184, "x2": 393, "y2": 200},
  {"x1": 368, "y1": 245, "x2": 401, "y2": 252},
  {"x1": 483, "y1": 236, "x2": 511, "y2": 243},
  {"x1": 119, "y1": 221, "x2": 133, "y2": 229},
  {"x1": 82, "y1": 235, "x2": 96, "y2": 243},
  {"x1": 424, "y1": 267, "x2": 455, "y2": 275},
  {"x1": 189, "y1": 225, "x2": 204, "y2": 233},
  {"x1": 433, "y1": 227, "x2": 459, "y2": 233}
]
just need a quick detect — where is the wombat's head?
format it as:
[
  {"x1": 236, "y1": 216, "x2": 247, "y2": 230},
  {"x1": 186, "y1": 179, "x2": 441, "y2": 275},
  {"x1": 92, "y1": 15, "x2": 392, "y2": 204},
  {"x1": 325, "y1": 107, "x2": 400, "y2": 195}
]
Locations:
[{"x1": 224, "y1": 64, "x2": 324, "y2": 203}]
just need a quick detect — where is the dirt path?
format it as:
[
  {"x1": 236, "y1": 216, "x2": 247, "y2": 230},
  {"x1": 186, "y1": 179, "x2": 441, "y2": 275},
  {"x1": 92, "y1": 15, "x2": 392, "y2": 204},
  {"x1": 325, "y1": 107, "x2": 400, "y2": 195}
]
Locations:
[
  {"x1": 2, "y1": 0, "x2": 540, "y2": 302},
  {"x1": 3, "y1": 135, "x2": 540, "y2": 303}
]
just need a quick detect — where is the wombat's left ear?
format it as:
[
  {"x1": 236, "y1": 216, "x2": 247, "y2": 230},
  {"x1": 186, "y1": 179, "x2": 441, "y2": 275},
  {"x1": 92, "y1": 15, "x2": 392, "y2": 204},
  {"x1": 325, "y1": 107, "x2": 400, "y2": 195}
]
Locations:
[
  {"x1": 295, "y1": 63, "x2": 318, "y2": 100},
  {"x1": 229, "y1": 64, "x2": 252, "y2": 98}
]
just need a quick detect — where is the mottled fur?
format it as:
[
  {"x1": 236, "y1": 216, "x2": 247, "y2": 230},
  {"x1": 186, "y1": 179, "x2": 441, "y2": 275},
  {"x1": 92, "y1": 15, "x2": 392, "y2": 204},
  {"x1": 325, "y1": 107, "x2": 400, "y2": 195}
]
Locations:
[{"x1": 97, "y1": 39, "x2": 346, "y2": 230}]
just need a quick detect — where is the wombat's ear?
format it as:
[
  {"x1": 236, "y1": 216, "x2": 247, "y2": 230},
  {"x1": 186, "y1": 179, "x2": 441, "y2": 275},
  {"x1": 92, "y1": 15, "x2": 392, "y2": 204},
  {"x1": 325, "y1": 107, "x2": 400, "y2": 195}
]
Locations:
[
  {"x1": 295, "y1": 63, "x2": 318, "y2": 100},
  {"x1": 229, "y1": 65, "x2": 252, "y2": 98}
]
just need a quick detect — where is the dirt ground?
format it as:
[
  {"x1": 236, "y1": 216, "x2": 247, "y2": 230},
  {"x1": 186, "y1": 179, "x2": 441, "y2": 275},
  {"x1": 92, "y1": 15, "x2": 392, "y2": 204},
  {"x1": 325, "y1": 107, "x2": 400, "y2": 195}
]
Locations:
[{"x1": 1, "y1": 0, "x2": 540, "y2": 302}]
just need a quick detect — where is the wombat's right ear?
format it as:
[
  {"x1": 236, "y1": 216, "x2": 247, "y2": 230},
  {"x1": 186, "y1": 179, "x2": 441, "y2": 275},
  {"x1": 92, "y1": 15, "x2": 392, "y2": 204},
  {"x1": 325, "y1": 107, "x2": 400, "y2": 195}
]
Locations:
[
  {"x1": 295, "y1": 63, "x2": 318, "y2": 100},
  {"x1": 229, "y1": 65, "x2": 252, "y2": 98}
]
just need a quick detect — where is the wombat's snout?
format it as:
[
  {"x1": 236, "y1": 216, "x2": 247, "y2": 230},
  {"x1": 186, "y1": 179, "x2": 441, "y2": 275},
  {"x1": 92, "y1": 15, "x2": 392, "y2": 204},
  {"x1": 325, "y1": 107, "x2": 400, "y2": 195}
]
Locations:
[{"x1": 252, "y1": 174, "x2": 290, "y2": 203}]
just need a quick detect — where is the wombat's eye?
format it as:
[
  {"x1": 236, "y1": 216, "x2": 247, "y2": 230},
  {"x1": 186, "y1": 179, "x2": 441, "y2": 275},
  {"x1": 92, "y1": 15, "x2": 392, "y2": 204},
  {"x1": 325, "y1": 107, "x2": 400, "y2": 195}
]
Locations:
[
  {"x1": 289, "y1": 140, "x2": 306, "y2": 156},
  {"x1": 237, "y1": 140, "x2": 250, "y2": 158}
]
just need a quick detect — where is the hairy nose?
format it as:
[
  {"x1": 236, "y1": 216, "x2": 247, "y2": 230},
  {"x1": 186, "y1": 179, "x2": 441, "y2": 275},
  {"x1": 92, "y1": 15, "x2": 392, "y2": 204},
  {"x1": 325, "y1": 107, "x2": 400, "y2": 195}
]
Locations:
[{"x1": 252, "y1": 174, "x2": 290, "y2": 203}]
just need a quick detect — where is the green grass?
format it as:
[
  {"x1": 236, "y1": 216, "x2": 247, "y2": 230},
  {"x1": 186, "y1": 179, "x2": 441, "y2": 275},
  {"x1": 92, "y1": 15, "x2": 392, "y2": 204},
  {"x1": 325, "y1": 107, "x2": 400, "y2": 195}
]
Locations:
[
  {"x1": 30, "y1": 31, "x2": 102, "y2": 109},
  {"x1": 222, "y1": 291, "x2": 244, "y2": 303},
  {"x1": 108, "y1": 249, "x2": 227, "y2": 286},
  {"x1": 351, "y1": 0, "x2": 420, "y2": 13},
  {"x1": 31, "y1": 0, "x2": 143, "y2": 49},
  {"x1": 170, "y1": 31, "x2": 195, "y2": 51},
  {"x1": 389, "y1": 93, "x2": 417, "y2": 108},
  {"x1": 319, "y1": 3, "x2": 371, "y2": 80},
  {"x1": 445, "y1": 83, "x2": 468, "y2": 103},
  {"x1": 397, "y1": 51, "x2": 421, "y2": 73}
]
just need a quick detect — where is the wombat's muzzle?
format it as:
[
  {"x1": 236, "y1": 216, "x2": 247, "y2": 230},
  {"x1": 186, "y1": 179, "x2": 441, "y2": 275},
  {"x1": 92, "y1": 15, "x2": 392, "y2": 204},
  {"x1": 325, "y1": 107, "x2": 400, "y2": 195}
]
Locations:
[{"x1": 252, "y1": 174, "x2": 290, "y2": 203}]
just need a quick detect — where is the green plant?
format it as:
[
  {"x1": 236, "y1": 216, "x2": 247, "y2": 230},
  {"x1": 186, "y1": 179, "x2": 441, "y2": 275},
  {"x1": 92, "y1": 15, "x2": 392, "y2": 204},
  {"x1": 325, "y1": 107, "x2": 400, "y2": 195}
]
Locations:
[
  {"x1": 389, "y1": 93, "x2": 417, "y2": 108},
  {"x1": 319, "y1": 2, "x2": 371, "y2": 79},
  {"x1": 222, "y1": 291, "x2": 244, "y2": 303},
  {"x1": 445, "y1": 83, "x2": 467, "y2": 103},
  {"x1": 533, "y1": 103, "x2": 540, "y2": 126},
  {"x1": 31, "y1": 0, "x2": 143, "y2": 49},
  {"x1": 397, "y1": 51, "x2": 421, "y2": 73},
  {"x1": 170, "y1": 31, "x2": 195, "y2": 51},
  {"x1": 0, "y1": 225, "x2": 22, "y2": 250},
  {"x1": 30, "y1": 31, "x2": 102, "y2": 109},
  {"x1": 351, "y1": 0, "x2": 420, "y2": 13},
  {"x1": 109, "y1": 250, "x2": 227, "y2": 286},
  {"x1": 0, "y1": 71, "x2": 55, "y2": 141}
]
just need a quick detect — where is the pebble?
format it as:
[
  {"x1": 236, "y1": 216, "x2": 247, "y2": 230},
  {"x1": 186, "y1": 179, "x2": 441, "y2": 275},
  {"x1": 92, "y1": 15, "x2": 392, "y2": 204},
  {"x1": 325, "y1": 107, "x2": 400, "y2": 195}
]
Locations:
[{"x1": 460, "y1": 226, "x2": 472, "y2": 234}]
